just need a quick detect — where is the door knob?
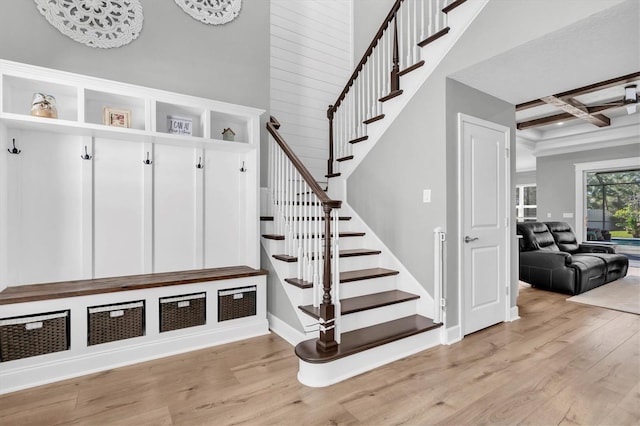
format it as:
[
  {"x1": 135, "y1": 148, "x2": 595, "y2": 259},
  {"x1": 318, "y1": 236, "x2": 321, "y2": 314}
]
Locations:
[{"x1": 464, "y1": 236, "x2": 478, "y2": 243}]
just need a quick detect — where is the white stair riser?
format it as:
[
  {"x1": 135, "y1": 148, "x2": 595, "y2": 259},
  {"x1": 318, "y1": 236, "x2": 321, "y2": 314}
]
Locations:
[
  {"x1": 297, "y1": 327, "x2": 441, "y2": 387},
  {"x1": 340, "y1": 300, "x2": 418, "y2": 333},
  {"x1": 339, "y1": 275, "x2": 397, "y2": 299},
  {"x1": 336, "y1": 255, "x2": 380, "y2": 271}
]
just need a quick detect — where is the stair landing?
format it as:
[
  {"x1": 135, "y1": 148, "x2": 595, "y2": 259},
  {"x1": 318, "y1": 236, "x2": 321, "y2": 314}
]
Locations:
[{"x1": 295, "y1": 315, "x2": 441, "y2": 363}]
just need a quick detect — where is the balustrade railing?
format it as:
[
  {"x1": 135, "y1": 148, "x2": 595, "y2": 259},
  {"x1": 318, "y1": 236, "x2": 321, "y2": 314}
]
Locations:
[
  {"x1": 327, "y1": 0, "x2": 452, "y2": 175},
  {"x1": 267, "y1": 117, "x2": 342, "y2": 350}
]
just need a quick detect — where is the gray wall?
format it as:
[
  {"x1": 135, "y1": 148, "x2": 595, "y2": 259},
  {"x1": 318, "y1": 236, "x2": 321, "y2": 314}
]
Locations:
[
  {"x1": 516, "y1": 170, "x2": 537, "y2": 186},
  {"x1": 536, "y1": 144, "x2": 640, "y2": 230},
  {"x1": 348, "y1": 0, "x2": 624, "y2": 329},
  {"x1": 261, "y1": 247, "x2": 303, "y2": 332},
  {"x1": 0, "y1": 0, "x2": 270, "y2": 182},
  {"x1": 445, "y1": 78, "x2": 516, "y2": 323},
  {"x1": 353, "y1": 0, "x2": 392, "y2": 61}
]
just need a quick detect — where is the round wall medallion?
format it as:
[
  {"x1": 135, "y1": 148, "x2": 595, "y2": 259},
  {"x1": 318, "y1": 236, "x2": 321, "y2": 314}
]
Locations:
[
  {"x1": 174, "y1": 0, "x2": 241, "y2": 25},
  {"x1": 34, "y1": 0, "x2": 144, "y2": 49}
]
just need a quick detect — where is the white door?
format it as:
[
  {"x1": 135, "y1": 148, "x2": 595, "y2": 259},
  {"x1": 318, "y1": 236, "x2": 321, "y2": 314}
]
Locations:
[{"x1": 460, "y1": 114, "x2": 509, "y2": 336}]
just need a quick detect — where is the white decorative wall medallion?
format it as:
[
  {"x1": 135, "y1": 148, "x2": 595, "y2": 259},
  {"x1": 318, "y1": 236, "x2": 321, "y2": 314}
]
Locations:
[
  {"x1": 34, "y1": 0, "x2": 144, "y2": 49},
  {"x1": 174, "y1": 0, "x2": 241, "y2": 25}
]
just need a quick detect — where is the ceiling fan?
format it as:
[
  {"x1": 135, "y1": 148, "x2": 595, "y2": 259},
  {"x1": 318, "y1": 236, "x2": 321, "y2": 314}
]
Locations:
[{"x1": 586, "y1": 84, "x2": 639, "y2": 114}]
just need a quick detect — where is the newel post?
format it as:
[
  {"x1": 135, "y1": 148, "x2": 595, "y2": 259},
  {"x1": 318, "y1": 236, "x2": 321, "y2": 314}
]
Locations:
[
  {"x1": 327, "y1": 105, "x2": 335, "y2": 177},
  {"x1": 316, "y1": 202, "x2": 338, "y2": 352},
  {"x1": 390, "y1": 13, "x2": 400, "y2": 93}
]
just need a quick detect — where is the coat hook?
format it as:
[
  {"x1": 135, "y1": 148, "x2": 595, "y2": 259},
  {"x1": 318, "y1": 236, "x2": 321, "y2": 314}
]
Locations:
[
  {"x1": 240, "y1": 161, "x2": 247, "y2": 172},
  {"x1": 143, "y1": 152, "x2": 152, "y2": 165},
  {"x1": 80, "y1": 145, "x2": 92, "y2": 160},
  {"x1": 196, "y1": 156, "x2": 204, "y2": 169},
  {"x1": 7, "y1": 138, "x2": 20, "y2": 155}
]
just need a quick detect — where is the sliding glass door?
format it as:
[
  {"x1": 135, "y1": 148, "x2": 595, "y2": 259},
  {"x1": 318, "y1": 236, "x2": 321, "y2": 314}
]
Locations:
[{"x1": 585, "y1": 169, "x2": 640, "y2": 263}]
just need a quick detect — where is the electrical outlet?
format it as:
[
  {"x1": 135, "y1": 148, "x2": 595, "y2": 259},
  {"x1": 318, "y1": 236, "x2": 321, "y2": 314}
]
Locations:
[
  {"x1": 547, "y1": 213, "x2": 552, "y2": 218},
  {"x1": 423, "y1": 189, "x2": 431, "y2": 203}
]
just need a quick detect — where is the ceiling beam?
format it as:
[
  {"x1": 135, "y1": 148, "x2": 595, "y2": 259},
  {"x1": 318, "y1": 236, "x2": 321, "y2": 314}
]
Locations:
[
  {"x1": 516, "y1": 71, "x2": 640, "y2": 111},
  {"x1": 540, "y1": 96, "x2": 610, "y2": 127},
  {"x1": 516, "y1": 102, "x2": 636, "y2": 130}
]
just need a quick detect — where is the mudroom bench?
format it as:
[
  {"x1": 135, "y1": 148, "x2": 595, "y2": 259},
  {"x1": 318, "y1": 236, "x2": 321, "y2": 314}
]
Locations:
[{"x1": 0, "y1": 266, "x2": 268, "y2": 394}]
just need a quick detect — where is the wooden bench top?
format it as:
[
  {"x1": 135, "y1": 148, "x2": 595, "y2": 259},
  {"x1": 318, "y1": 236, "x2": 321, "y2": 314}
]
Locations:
[{"x1": 0, "y1": 266, "x2": 267, "y2": 305}]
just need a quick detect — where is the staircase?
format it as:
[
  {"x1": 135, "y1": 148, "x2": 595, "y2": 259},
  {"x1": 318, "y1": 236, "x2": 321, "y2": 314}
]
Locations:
[{"x1": 262, "y1": 0, "x2": 486, "y2": 387}]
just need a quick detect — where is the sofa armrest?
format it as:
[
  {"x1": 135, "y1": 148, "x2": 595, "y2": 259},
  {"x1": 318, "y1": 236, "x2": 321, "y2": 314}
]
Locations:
[
  {"x1": 519, "y1": 251, "x2": 572, "y2": 268},
  {"x1": 578, "y1": 243, "x2": 615, "y2": 254}
]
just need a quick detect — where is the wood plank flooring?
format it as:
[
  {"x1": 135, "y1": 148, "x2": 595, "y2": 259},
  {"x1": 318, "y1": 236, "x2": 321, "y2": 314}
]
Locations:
[{"x1": 1, "y1": 279, "x2": 639, "y2": 425}]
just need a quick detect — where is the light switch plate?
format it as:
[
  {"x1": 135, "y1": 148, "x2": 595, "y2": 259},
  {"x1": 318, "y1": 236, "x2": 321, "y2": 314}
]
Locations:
[
  {"x1": 423, "y1": 189, "x2": 431, "y2": 203},
  {"x1": 563, "y1": 212, "x2": 574, "y2": 218}
]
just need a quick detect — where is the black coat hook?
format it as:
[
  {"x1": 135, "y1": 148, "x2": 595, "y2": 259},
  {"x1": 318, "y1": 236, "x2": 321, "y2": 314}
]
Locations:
[
  {"x1": 240, "y1": 161, "x2": 247, "y2": 172},
  {"x1": 80, "y1": 145, "x2": 92, "y2": 160},
  {"x1": 7, "y1": 139, "x2": 20, "y2": 155},
  {"x1": 196, "y1": 156, "x2": 204, "y2": 169},
  {"x1": 143, "y1": 152, "x2": 152, "y2": 165}
]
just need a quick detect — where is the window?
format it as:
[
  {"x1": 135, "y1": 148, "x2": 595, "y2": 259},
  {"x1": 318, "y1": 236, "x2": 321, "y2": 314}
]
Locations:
[
  {"x1": 585, "y1": 169, "x2": 640, "y2": 240},
  {"x1": 516, "y1": 184, "x2": 537, "y2": 222}
]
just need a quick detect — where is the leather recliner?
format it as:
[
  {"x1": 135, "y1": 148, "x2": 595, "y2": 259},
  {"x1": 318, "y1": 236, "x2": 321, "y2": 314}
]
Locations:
[{"x1": 517, "y1": 222, "x2": 629, "y2": 295}]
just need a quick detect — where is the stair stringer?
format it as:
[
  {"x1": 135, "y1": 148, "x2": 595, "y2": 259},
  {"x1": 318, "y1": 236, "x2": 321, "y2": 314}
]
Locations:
[
  {"x1": 260, "y1": 226, "x2": 321, "y2": 344},
  {"x1": 335, "y1": 200, "x2": 437, "y2": 322},
  {"x1": 337, "y1": 0, "x2": 489, "y2": 180}
]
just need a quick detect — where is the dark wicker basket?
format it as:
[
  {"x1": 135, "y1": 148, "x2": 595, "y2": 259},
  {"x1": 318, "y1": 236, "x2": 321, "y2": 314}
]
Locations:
[
  {"x1": 218, "y1": 286, "x2": 256, "y2": 322},
  {"x1": 160, "y1": 292, "x2": 206, "y2": 332},
  {"x1": 88, "y1": 301, "x2": 144, "y2": 346},
  {"x1": 0, "y1": 310, "x2": 69, "y2": 362}
]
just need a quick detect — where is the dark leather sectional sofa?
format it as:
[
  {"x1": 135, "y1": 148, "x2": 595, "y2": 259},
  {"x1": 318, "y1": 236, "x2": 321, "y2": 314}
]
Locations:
[{"x1": 517, "y1": 221, "x2": 628, "y2": 295}]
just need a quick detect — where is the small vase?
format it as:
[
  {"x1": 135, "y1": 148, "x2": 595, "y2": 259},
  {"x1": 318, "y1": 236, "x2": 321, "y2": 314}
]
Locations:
[{"x1": 30, "y1": 93, "x2": 58, "y2": 119}]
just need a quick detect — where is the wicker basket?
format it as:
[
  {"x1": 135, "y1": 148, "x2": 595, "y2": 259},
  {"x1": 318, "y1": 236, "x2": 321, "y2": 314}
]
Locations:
[
  {"x1": 218, "y1": 286, "x2": 256, "y2": 322},
  {"x1": 0, "y1": 311, "x2": 69, "y2": 362},
  {"x1": 88, "y1": 301, "x2": 144, "y2": 346},
  {"x1": 159, "y1": 292, "x2": 206, "y2": 332}
]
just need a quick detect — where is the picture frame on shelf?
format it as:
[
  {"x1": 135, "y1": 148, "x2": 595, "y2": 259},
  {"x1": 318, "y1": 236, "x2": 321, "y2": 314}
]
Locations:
[
  {"x1": 103, "y1": 107, "x2": 131, "y2": 128},
  {"x1": 167, "y1": 115, "x2": 193, "y2": 136}
]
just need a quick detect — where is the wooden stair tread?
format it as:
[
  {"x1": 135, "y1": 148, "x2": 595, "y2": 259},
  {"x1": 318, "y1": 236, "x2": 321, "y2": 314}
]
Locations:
[
  {"x1": 349, "y1": 135, "x2": 369, "y2": 144},
  {"x1": 442, "y1": 0, "x2": 467, "y2": 13},
  {"x1": 398, "y1": 60, "x2": 425, "y2": 77},
  {"x1": 326, "y1": 172, "x2": 341, "y2": 178},
  {"x1": 284, "y1": 278, "x2": 313, "y2": 289},
  {"x1": 261, "y1": 216, "x2": 352, "y2": 221},
  {"x1": 340, "y1": 267, "x2": 399, "y2": 283},
  {"x1": 418, "y1": 27, "x2": 450, "y2": 47},
  {"x1": 0, "y1": 266, "x2": 267, "y2": 305},
  {"x1": 298, "y1": 290, "x2": 419, "y2": 319},
  {"x1": 363, "y1": 114, "x2": 385, "y2": 125},
  {"x1": 274, "y1": 248, "x2": 381, "y2": 263},
  {"x1": 263, "y1": 232, "x2": 365, "y2": 240},
  {"x1": 379, "y1": 90, "x2": 403, "y2": 102},
  {"x1": 336, "y1": 155, "x2": 354, "y2": 162},
  {"x1": 295, "y1": 315, "x2": 441, "y2": 363},
  {"x1": 262, "y1": 234, "x2": 285, "y2": 241}
]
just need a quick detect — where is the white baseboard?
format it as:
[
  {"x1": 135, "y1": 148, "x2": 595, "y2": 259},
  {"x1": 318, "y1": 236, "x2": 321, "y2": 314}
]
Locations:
[
  {"x1": 442, "y1": 325, "x2": 462, "y2": 345},
  {"x1": 0, "y1": 320, "x2": 269, "y2": 395},
  {"x1": 297, "y1": 328, "x2": 441, "y2": 387},
  {"x1": 508, "y1": 306, "x2": 520, "y2": 322},
  {"x1": 267, "y1": 313, "x2": 309, "y2": 346}
]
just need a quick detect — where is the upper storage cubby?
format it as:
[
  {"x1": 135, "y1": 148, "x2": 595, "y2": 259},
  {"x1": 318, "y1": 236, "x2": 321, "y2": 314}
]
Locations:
[
  {"x1": 2, "y1": 75, "x2": 78, "y2": 121},
  {"x1": 155, "y1": 102, "x2": 206, "y2": 138},
  {"x1": 0, "y1": 60, "x2": 264, "y2": 149},
  {"x1": 84, "y1": 89, "x2": 146, "y2": 131},
  {"x1": 210, "y1": 111, "x2": 249, "y2": 143}
]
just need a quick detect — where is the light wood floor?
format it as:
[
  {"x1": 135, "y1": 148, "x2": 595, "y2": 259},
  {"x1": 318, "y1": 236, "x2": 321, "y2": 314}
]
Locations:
[{"x1": 1, "y1": 280, "x2": 639, "y2": 425}]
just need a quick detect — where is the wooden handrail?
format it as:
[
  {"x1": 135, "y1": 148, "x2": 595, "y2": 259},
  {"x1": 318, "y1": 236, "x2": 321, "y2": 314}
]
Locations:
[
  {"x1": 328, "y1": 0, "x2": 406, "y2": 116},
  {"x1": 267, "y1": 116, "x2": 341, "y2": 209}
]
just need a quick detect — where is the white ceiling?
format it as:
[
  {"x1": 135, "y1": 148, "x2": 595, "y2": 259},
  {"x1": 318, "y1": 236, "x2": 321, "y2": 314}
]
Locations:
[{"x1": 450, "y1": 0, "x2": 640, "y2": 172}]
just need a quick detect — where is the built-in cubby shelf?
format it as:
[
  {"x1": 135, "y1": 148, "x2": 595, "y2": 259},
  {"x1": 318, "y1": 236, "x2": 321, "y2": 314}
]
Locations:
[{"x1": 0, "y1": 60, "x2": 262, "y2": 150}]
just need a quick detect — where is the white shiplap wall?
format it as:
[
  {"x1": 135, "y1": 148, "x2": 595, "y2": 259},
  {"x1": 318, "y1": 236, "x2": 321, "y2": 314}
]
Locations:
[{"x1": 270, "y1": 0, "x2": 354, "y2": 182}]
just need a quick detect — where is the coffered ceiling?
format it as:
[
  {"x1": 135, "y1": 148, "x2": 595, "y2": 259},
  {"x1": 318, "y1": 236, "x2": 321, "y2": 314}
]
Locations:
[{"x1": 449, "y1": 0, "x2": 640, "y2": 171}]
